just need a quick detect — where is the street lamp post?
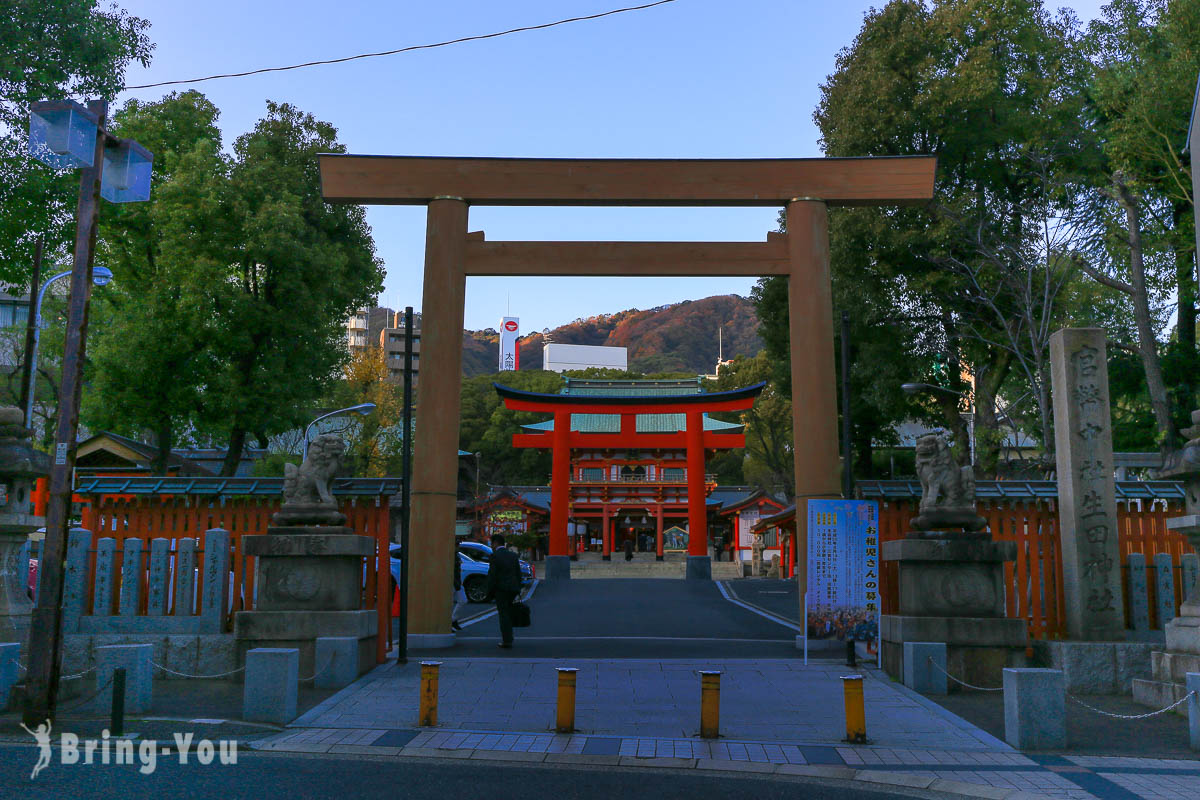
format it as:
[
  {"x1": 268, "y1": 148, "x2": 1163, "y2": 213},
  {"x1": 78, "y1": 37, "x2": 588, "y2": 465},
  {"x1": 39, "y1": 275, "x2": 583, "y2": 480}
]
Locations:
[
  {"x1": 24, "y1": 265, "x2": 113, "y2": 428},
  {"x1": 23, "y1": 99, "x2": 154, "y2": 725},
  {"x1": 303, "y1": 403, "x2": 376, "y2": 456}
]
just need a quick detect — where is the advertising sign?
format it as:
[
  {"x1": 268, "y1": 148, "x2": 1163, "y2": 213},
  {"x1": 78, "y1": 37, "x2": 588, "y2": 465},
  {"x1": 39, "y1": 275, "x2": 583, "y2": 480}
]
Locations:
[
  {"x1": 499, "y1": 316, "x2": 520, "y2": 371},
  {"x1": 803, "y1": 499, "x2": 879, "y2": 659}
]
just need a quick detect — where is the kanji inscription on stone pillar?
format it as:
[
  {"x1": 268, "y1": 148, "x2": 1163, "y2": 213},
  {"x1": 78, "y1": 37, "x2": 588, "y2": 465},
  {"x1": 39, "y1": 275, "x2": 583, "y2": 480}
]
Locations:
[{"x1": 1050, "y1": 328, "x2": 1126, "y2": 640}]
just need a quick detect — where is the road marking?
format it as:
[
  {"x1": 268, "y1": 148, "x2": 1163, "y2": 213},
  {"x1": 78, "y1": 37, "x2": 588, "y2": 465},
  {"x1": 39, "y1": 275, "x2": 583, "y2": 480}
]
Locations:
[
  {"x1": 715, "y1": 581, "x2": 803, "y2": 633},
  {"x1": 458, "y1": 580, "x2": 540, "y2": 629}
]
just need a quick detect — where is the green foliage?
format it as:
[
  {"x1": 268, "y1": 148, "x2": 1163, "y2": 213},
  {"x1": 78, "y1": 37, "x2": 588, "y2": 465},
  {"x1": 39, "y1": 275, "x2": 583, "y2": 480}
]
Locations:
[
  {"x1": 0, "y1": 1, "x2": 153, "y2": 283},
  {"x1": 706, "y1": 352, "x2": 794, "y2": 492},
  {"x1": 85, "y1": 91, "x2": 225, "y2": 468}
]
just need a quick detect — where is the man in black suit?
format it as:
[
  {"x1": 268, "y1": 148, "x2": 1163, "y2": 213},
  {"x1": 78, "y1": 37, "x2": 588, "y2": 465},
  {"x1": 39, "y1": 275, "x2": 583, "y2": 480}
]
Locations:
[{"x1": 485, "y1": 534, "x2": 522, "y2": 648}]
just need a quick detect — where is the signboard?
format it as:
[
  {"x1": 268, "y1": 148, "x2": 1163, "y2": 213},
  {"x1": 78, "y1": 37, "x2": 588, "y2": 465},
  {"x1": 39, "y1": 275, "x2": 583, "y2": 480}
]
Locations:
[
  {"x1": 499, "y1": 316, "x2": 520, "y2": 371},
  {"x1": 803, "y1": 499, "x2": 879, "y2": 657}
]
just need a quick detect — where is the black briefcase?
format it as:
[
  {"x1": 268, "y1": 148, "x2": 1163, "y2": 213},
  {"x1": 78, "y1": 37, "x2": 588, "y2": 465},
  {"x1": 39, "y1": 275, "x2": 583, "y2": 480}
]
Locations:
[{"x1": 511, "y1": 601, "x2": 531, "y2": 628}]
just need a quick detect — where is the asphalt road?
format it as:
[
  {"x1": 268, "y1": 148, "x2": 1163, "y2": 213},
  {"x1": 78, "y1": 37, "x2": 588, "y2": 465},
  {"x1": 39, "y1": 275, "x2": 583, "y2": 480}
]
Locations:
[
  {"x1": 425, "y1": 578, "x2": 804, "y2": 659},
  {"x1": 0, "y1": 745, "x2": 951, "y2": 800}
]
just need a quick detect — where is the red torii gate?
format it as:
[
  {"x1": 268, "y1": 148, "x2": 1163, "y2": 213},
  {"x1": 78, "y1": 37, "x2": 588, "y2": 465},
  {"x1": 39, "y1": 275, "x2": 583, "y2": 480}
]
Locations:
[{"x1": 497, "y1": 382, "x2": 764, "y2": 576}]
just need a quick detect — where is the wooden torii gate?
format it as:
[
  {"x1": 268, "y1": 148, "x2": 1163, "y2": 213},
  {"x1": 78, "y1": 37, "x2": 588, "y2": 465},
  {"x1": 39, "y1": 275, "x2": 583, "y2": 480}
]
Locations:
[{"x1": 319, "y1": 154, "x2": 937, "y2": 646}]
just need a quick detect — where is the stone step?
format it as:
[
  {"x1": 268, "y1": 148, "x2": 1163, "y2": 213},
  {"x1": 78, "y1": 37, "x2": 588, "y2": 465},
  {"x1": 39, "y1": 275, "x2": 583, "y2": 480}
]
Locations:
[
  {"x1": 1131, "y1": 677, "x2": 1191, "y2": 717},
  {"x1": 1150, "y1": 650, "x2": 1200, "y2": 684}
]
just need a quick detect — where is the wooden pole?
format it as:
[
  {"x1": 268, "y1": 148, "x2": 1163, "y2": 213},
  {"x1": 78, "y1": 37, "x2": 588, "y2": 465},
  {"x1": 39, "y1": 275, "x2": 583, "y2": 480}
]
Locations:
[
  {"x1": 24, "y1": 100, "x2": 107, "y2": 725},
  {"x1": 407, "y1": 199, "x2": 467, "y2": 643},
  {"x1": 786, "y1": 199, "x2": 840, "y2": 622}
]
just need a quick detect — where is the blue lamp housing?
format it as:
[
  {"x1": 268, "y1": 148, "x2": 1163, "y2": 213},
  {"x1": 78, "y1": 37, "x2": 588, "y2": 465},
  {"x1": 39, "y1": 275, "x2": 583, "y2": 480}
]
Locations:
[
  {"x1": 28, "y1": 100, "x2": 99, "y2": 169},
  {"x1": 100, "y1": 139, "x2": 154, "y2": 203}
]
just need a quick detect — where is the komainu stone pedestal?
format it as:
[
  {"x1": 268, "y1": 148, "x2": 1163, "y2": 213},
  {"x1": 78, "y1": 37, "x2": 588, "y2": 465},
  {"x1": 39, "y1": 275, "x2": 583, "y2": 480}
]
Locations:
[
  {"x1": 234, "y1": 527, "x2": 377, "y2": 679},
  {"x1": 1132, "y1": 515, "x2": 1200, "y2": 716},
  {"x1": 881, "y1": 538, "x2": 1028, "y2": 689}
]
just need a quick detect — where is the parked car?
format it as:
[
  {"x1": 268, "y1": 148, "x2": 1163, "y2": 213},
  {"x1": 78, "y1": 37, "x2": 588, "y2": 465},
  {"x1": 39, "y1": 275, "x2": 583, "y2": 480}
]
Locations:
[
  {"x1": 457, "y1": 541, "x2": 534, "y2": 587},
  {"x1": 387, "y1": 544, "x2": 495, "y2": 604}
]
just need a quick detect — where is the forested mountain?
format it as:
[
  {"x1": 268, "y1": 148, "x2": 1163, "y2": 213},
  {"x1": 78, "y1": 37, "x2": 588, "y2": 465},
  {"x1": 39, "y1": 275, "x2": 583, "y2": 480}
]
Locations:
[{"x1": 461, "y1": 294, "x2": 761, "y2": 376}]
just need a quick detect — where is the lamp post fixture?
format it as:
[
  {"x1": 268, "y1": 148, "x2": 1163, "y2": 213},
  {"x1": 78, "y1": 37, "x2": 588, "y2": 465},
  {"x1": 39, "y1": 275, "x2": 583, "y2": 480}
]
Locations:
[
  {"x1": 24, "y1": 265, "x2": 113, "y2": 428},
  {"x1": 23, "y1": 99, "x2": 153, "y2": 725},
  {"x1": 303, "y1": 403, "x2": 376, "y2": 456}
]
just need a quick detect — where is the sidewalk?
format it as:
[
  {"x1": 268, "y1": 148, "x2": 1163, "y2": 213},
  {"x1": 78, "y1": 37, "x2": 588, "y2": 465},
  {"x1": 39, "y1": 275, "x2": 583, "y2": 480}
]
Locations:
[{"x1": 249, "y1": 657, "x2": 1200, "y2": 799}]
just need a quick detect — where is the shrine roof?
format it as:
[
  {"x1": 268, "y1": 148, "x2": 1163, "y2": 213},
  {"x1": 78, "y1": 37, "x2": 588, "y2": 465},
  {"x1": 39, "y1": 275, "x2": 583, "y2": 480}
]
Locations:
[
  {"x1": 522, "y1": 414, "x2": 743, "y2": 435},
  {"x1": 562, "y1": 378, "x2": 704, "y2": 397},
  {"x1": 494, "y1": 380, "x2": 766, "y2": 407}
]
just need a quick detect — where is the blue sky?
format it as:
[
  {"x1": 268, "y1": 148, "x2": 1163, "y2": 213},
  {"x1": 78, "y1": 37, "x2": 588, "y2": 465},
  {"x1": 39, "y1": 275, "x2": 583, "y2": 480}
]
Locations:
[{"x1": 115, "y1": 0, "x2": 1109, "y2": 332}]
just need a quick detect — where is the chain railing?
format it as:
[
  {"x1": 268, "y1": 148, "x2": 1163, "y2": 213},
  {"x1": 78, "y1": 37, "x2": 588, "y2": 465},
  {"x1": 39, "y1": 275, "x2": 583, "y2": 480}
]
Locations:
[{"x1": 925, "y1": 657, "x2": 1004, "y2": 692}]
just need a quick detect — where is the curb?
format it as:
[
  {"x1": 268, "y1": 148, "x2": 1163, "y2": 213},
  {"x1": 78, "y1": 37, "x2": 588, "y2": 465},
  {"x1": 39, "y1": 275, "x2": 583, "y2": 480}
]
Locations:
[{"x1": 248, "y1": 740, "x2": 1052, "y2": 798}]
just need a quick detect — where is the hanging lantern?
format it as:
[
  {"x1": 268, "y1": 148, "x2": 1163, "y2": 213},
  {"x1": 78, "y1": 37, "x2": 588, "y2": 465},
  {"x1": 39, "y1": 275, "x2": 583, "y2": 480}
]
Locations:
[
  {"x1": 100, "y1": 138, "x2": 154, "y2": 203},
  {"x1": 28, "y1": 100, "x2": 98, "y2": 169}
]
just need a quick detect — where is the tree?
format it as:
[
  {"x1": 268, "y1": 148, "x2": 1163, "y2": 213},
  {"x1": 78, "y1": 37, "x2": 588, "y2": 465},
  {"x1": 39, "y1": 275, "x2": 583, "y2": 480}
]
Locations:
[
  {"x1": 808, "y1": 0, "x2": 1092, "y2": 469},
  {"x1": 706, "y1": 352, "x2": 794, "y2": 492},
  {"x1": 327, "y1": 346, "x2": 403, "y2": 477},
  {"x1": 85, "y1": 91, "x2": 225, "y2": 470},
  {"x1": 184, "y1": 102, "x2": 383, "y2": 475},
  {"x1": 1076, "y1": 0, "x2": 1200, "y2": 450},
  {"x1": 0, "y1": 1, "x2": 152, "y2": 283}
]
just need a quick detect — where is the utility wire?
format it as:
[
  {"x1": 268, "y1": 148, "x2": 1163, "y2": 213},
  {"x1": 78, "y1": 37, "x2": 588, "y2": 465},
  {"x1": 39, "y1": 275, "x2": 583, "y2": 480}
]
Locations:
[{"x1": 124, "y1": 0, "x2": 679, "y2": 90}]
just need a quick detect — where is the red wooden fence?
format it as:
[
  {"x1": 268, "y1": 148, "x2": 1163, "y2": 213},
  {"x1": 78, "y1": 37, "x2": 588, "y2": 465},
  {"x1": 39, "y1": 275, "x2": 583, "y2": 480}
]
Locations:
[
  {"x1": 76, "y1": 495, "x2": 393, "y2": 663},
  {"x1": 876, "y1": 498, "x2": 1190, "y2": 640}
]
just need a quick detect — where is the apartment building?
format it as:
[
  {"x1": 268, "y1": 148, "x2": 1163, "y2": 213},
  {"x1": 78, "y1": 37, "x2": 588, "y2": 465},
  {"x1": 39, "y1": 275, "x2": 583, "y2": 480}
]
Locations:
[{"x1": 346, "y1": 306, "x2": 420, "y2": 385}]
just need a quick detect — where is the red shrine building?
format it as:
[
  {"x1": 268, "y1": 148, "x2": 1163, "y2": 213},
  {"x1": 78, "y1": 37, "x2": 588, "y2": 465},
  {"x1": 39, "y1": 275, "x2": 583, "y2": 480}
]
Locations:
[{"x1": 491, "y1": 378, "x2": 765, "y2": 579}]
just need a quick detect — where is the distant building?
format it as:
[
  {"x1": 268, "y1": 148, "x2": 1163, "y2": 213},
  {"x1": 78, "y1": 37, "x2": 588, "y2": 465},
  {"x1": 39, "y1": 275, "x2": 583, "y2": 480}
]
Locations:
[
  {"x1": 346, "y1": 306, "x2": 421, "y2": 385},
  {"x1": 381, "y1": 313, "x2": 421, "y2": 385},
  {"x1": 543, "y1": 343, "x2": 627, "y2": 373},
  {"x1": 499, "y1": 316, "x2": 520, "y2": 371},
  {"x1": 346, "y1": 306, "x2": 396, "y2": 355}
]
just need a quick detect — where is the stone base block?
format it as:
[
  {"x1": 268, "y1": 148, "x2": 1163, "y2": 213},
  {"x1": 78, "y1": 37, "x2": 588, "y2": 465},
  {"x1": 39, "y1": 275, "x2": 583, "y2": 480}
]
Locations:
[
  {"x1": 1032, "y1": 640, "x2": 1157, "y2": 695},
  {"x1": 1133, "y1": 677, "x2": 1193, "y2": 718},
  {"x1": 903, "y1": 642, "x2": 948, "y2": 695},
  {"x1": 1003, "y1": 668, "x2": 1066, "y2": 750},
  {"x1": 685, "y1": 556, "x2": 711, "y2": 580},
  {"x1": 0, "y1": 642, "x2": 18, "y2": 711},
  {"x1": 314, "y1": 636, "x2": 359, "y2": 689},
  {"x1": 244, "y1": 648, "x2": 298, "y2": 724},
  {"x1": 881, "y1": 614, "x2": 1026, "y2": 689},
  {"x1": 235, "y1": 609, "x2": 375, "y2": 678},
  {"x1": 244, "y1": 531, "x2": 376, "y2": 613},
  {"x1": 408, "y1": 633, "x2": 456, "y2": 649},
  {"x1": 1152, "y1": 650, "x2": 1200, "y2": 685},
  {"x1": 61, "y1": 634, "x2": 237, "y2": 682},
  {"x1": 87, "y1": 643, "x2": 153, "y2": 714},
  {"x1": 1166, "y1": 614, "x2": 1200, "y2": 655},
  {"x1": 883, "y1": 538, "x2": 1015, "y2": 618},
  {"x1": 1188, "y1": 673, "x2": 1200, "y2": 751},
  {"x1": 545, "y1": 556, "x2": 571, "y2": 580}
]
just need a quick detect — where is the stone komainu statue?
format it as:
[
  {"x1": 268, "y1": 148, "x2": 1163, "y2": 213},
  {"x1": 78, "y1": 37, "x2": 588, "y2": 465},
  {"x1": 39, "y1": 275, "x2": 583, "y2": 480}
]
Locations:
[
  {"x1": 273, "y1": 434, "x2": 347, "y2": 527},
  {"x1": 910, "y1": 433, "x2": 986, "y2": 535}
]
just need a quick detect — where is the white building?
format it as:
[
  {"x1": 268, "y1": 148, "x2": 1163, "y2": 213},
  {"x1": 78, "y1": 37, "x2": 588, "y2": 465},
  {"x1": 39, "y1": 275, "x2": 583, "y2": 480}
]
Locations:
[{"x1": 543, "y1": 343, "x2": 628, "y2": 373}]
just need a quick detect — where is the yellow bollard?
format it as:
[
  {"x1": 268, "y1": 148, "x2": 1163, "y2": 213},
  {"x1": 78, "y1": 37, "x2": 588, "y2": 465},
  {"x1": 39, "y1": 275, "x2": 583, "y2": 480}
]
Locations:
[
  {"x1": 419, "y1": 661, "x2": 441, "y2": 727},
  {"x1": 842, "y1": 674, "x2": 866, "y2": 744},
  {"x1": 699, "y1": 670, "x2": 721, "y2": 739},
  {"x1": 556, "y1": 668, "x2": 578, "y2": 733}
]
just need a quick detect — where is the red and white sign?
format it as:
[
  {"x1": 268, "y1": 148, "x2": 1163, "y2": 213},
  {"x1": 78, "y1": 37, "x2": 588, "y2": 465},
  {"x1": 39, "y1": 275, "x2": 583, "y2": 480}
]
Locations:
[{"x1": 499, "y1": 316, "x2": 520, "y2": 371}]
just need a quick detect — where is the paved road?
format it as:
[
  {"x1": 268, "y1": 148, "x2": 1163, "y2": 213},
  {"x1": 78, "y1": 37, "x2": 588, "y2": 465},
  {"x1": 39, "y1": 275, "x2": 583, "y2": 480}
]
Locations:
[
  {"x1": 427, "y1": 578, "x2": 801, "y2": 659},
  {"x1": 0, "y1": 745, "x2": 935, "y2": 800}
]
